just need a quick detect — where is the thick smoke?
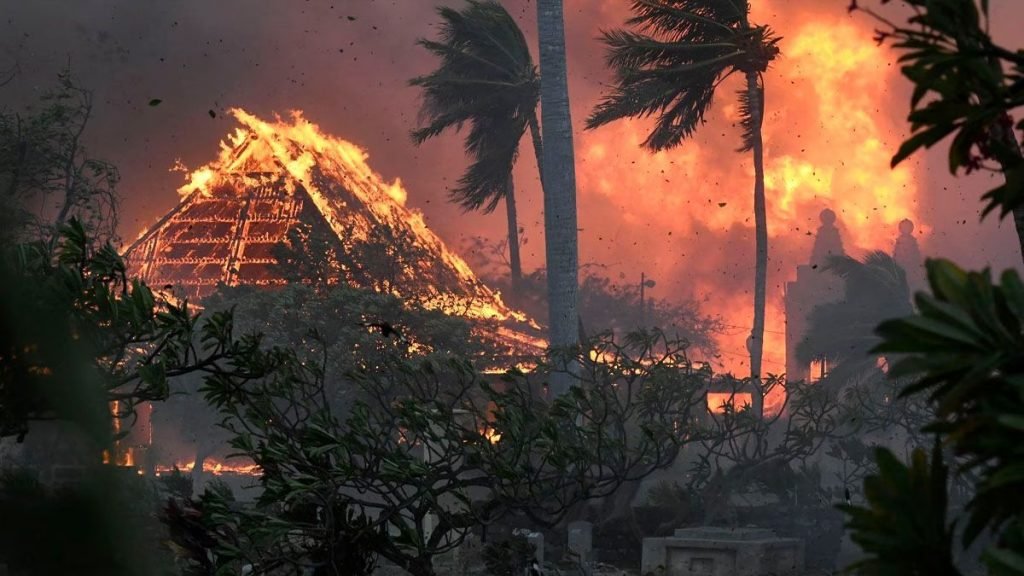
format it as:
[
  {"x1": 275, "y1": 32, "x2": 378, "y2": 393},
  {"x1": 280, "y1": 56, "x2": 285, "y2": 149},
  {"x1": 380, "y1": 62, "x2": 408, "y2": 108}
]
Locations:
[{"x1": 2, "y1": 0, "x2": 1022, "y2": 374}]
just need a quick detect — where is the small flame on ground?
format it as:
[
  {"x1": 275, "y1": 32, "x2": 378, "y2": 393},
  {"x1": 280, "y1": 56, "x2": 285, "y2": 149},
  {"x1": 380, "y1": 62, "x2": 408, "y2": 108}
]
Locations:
[
  {"x1": 482, "y1": 427, "x2": 501, "y2": 444},
  {"x1": 154, "y1": 458, "x2": 261, "y2": 477},
  {"x1": 706, "y1": 392, "x2": 754, "y2": 415}
]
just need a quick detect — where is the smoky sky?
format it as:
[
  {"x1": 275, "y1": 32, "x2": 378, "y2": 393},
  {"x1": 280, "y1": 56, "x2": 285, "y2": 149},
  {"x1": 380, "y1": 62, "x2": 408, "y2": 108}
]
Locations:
[{"x1": 3, "y1": 0, "x2": 1022, "y2": 372}]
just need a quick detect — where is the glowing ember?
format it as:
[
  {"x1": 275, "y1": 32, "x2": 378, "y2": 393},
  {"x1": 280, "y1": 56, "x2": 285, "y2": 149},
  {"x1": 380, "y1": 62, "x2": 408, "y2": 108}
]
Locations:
[
  {"x1": 154, "y1": 458, "x2": 261, "y2": 477},
  {"x1": 482, "y1": 427, "x2": 501, "y2": 444},
  {"x1": 707, "y1": 392, "x2": 754, "y2": 415},
  {"x1": 102, "y1": 449, "x2": 134, "y2": 467}
]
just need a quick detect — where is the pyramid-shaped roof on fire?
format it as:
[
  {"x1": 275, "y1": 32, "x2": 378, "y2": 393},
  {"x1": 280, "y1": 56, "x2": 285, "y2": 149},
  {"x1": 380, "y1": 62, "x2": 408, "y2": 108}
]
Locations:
[{"x1": 125, "y1": 109, "x2": 541, "y2": 353}]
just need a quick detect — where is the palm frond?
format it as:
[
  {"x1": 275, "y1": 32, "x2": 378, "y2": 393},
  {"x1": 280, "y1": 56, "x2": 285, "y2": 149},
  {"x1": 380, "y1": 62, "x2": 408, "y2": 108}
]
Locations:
[
  {"x1": 450, "y1": 114, "x2": 523, "y2": 213},
  {"x1": 410, "y1": 0, "x2": 539, "y2": 213},
  {"x1": 602, "y1": 29, "x2": 739, "y2": 70},
  {"x1": 627, "y1": 0, "x2": 747, "y2": 38},
  {"x1": 826, "y1": 252, "x2": 910, "y2": 304},
  {"x1": 587, "y1": 0, "x2": 779, "y2": 152},
  {"x1": 588, "y1": 69, "x2": 721, "y2": 150},
  {"x1": 797, "y1": 251, "x2": 913, "y2": 377}
]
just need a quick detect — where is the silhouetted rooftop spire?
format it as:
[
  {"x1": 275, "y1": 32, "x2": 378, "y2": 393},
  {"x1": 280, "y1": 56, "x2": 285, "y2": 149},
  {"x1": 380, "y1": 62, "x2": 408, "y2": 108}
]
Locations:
[
  {"x1": 893, "y1": 218, "x2": 924, "y2": 288},
  {"x1": 810, "y1": 208, "x2": 845, "y2": 267}
]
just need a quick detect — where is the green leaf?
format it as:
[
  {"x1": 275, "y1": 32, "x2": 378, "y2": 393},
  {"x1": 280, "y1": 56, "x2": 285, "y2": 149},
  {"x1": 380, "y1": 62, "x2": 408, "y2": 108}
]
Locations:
[
  {"x1": 987, "y1": 463, "x2": 1024, "y2": 489},
  {"x1": 982, "y1": 163, "x2": 1024, "y2": 219},
  {"x1": 985, "y1": 547, "x2": 1024, "y2": 575},
  {"x1": 138, "y1": 363, "x2": 168, "y2": 398},
  {"x1": 997, "y1": 414, "x2": 1024, "y2": 432},
  {"x1": 1000, "y1": 269, "x2": 1024, "y2": 322},
  {"x1": 927, "y1": 259, "x2": 970, "y2": 305},
  {"x1": 892, "y1": 124, "x2": 957, "y2": 167},
  {"x1": 898, "y1": 315, "x2": 983, "y2": 348}
]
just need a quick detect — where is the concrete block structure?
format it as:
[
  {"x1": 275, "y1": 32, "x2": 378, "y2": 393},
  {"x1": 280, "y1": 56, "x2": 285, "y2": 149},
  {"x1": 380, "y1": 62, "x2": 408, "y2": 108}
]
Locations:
[{"x1": 641, "y1": 527, "x2": 803, "y2": 576}]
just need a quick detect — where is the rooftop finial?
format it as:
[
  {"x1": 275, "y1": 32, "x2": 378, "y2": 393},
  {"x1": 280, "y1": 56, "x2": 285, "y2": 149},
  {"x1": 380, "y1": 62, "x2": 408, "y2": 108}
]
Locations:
[
  {"x1": 811, "y1": 208, "x2": 844, "y2": 267},
  {"x1": 820, "y1": 208, "x2": 837, "y2": 226},
  {"x1": 898, "y1": 218, "x2": 914, "y2": 235}
]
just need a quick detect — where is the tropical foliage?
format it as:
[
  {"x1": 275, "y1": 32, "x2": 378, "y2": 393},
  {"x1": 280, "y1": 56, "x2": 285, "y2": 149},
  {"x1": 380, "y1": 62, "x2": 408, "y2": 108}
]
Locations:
[
  {"x1": 838, "y1": 260, "x2": 1024, "y2": 574},
  {"x1": 165, "y1": 330, "x2": 708, "y2": 576},
  {"x1": 839, "y1": 2, "x2": 1024, "y2": 573},
  {"x1": 0, "y1": 67, "x2": 119, "y2": 244},
  {"x1": 851, "y1": 0, "x2": 1024, "y2": 253},
  {"x1": 587, "y1": 0, "x2": 780, "y2": 150},
  {"x1": 0, "y1": 220, "x2": 239, "y2": 445}
]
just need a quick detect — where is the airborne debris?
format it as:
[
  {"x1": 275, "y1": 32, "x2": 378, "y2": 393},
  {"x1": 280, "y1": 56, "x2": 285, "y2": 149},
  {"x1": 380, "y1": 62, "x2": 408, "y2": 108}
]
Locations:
[{"x1": 360, "y1": 321, "x2": 405, "y2": 341}]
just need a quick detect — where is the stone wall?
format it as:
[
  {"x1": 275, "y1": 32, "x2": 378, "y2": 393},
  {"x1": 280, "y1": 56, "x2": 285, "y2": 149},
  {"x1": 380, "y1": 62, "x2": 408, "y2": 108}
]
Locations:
[{"x1": 641, "y1": 527, "x2": 803, "y2": 576}]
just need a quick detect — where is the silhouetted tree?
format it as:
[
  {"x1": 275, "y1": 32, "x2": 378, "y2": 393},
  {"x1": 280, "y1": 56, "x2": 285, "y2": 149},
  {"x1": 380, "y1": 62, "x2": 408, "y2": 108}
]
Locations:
[
  {"x1": 411, "y1": 0, "x2": 542, "y2": 294},
  {"x1": 797, "y1": 251, "x2": 913, "y2": 388},
  {"x1": 0, "y1": 67, "x2": 118, "y2": 244},
  {"x1": 178, "y1": 331, "x2": 706, "y2": 576},
  {"x1": 0, "y1": 220, "x2": 239, "y2": 446},
  {"x1": 587, "y1": 0, "x2": 781, "y2": 385}
]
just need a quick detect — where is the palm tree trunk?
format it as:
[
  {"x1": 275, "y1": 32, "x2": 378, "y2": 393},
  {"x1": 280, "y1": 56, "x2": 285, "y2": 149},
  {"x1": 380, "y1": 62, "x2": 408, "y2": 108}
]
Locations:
[
  {"x1": 746, "y1": 71, "x2": 768, "y2": 418},
  {"x1": 536, "y1": 0, "x2": 580, "y2": 396},
  {"x1": 532, "y1": 108, "x2": 589, "y2": 344},
  {"x1": 528, "y1": 111, "x2": 545, "y2": 190},
  {"x1": 505, "y1": 173, "x2": 523, "y2": 296}
]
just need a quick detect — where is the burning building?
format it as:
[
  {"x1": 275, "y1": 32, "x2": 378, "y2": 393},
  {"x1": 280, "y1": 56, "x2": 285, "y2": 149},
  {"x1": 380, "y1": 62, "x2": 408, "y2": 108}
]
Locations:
[
  {"x1": 121, "y1": 109, "x2": 547, "y2": 483},
  {"x1": 124, "y1": 108, "x2": 544, "y2": 358},
  {"x1": 128, "y1": 109, "x2": 521, "y2": 315}
]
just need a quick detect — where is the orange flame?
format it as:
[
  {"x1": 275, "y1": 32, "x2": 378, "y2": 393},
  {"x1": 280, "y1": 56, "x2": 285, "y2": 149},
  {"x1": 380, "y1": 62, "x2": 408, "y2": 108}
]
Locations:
[
  {"x1": 482, "y1": 426, "x2": 501, "y2": 444},
  {"x1": 706, "y1": 392, "x2": 754, "y2": 415},
  {"x1": 154, "y1": 458, "x2": 261, "y2": 477},
  {"x1": 575, "y1": 11, "x2": 922, "y2": 415}
]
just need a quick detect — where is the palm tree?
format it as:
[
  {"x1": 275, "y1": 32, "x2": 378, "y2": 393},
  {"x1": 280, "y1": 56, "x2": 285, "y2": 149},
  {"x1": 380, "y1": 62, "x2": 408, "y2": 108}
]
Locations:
[
  {"x1": 585, "y1": 0, "x2": 780, "y2": 384},
  {"x1": 410, "y1": 0, "x2": 544, "y2": 295},
  {"x1": 536, "y1": 0, "x2": 581, "y2": 395},
  {"x1": 796, "y1": 251, "x2": 913, "y2": 388}
]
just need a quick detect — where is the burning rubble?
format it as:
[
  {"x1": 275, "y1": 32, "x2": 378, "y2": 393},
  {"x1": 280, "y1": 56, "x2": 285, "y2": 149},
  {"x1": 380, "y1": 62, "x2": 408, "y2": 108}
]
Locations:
[
  {"x1": 127, "y1": 109, "x2": 526, "y2": 316},
  {"x1": 122, "y1": 109, "x2": 549, "y2": 480},
  {"x1": 125, "y1": 108, "x2": 544, "y2": 355}
]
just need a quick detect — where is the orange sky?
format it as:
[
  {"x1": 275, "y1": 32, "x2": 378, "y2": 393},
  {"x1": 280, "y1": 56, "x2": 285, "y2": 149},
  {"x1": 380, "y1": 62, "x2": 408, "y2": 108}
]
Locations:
[{"x1": 3, "y1": 0, "x2": 1022, "y2": 375}]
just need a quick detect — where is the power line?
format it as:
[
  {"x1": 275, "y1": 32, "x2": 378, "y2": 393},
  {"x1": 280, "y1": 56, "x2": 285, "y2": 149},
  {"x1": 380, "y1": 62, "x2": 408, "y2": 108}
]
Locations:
[
  {"x1": 718, "y1": 322, "x2": 787, "y2": 336},
  {"x1": 711, "y1": 347, "x2": 787, "y2": 367}
]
